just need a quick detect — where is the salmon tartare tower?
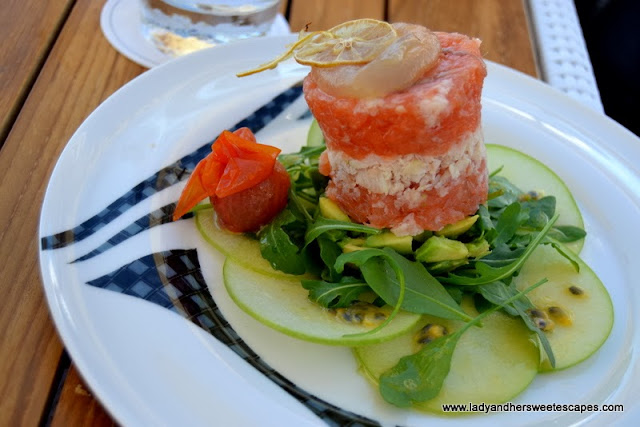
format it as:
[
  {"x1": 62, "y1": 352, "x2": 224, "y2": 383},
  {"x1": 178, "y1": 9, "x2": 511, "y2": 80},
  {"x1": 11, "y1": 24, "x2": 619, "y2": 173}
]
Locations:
[{"x1": 304, "y1": 24, "x2": 488, "y2": 236}]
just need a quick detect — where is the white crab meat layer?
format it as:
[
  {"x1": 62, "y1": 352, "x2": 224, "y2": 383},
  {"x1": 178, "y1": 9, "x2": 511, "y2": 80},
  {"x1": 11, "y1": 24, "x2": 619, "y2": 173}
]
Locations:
[{"x1": 327, "y1": 127, "x2": 485, "y2": 211}]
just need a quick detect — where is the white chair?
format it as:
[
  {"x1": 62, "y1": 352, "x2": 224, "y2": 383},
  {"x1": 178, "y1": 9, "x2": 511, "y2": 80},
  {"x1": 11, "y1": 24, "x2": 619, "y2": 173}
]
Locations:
[{"x1": 529, "y1": 0, "x2": 604, "y2": 112}]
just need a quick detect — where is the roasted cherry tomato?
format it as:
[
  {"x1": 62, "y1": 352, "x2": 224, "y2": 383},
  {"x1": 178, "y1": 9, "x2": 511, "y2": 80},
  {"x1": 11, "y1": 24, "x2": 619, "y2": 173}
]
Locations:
[
  {"x1": 213, "y1": 161, "x2": 290, "y2": 232},
  {"x1": 173, "y1": 128, "x2": 289, "y2": 230}
]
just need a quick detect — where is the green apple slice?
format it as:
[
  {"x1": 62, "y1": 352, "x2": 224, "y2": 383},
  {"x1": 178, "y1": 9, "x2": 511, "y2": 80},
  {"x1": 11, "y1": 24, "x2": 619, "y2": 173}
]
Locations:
[
  {"x1": 354, "y1": 301, "x2": 539, "y2": 412},
  {"x1": 486, "y1": 144, "x2": 585, "y2": 253},
  {"x1": 223, "y1": 258, "x2": 422, "y2": 346},
  {"x1": 513, "y1": 243, "x2": 613, "y2": 371},
  {"x1": 306, "y1": 118, "x2": 325, "y2": 147},
  {"x1": 196, "y1": 208, "x2": 289, "y2": 278}
]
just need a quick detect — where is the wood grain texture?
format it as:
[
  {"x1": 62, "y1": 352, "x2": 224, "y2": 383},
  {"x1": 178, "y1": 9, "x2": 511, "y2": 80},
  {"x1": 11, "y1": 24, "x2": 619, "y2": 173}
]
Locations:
[
  {"x1": 288, "y1": 0, "x2": 384, "y2": 31},
  {"x1": 50, "y1": 365, "x2": 116, "y2": 427},
  {"x1": 389, "y1": 0, "x2": 539, "y2": 76},
  {"x1": 0, "y1": 0, "x2": 75, "y2": 146},
  {"x1": 0, "y1": 0, "x2": 145, "y2": 424}
]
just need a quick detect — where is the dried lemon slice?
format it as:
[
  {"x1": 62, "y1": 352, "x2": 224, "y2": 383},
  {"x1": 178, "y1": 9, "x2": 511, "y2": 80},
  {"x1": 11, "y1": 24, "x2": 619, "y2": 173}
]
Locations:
[
  {"x1": 236, "y1": 31, "x2": 320, "y2": 77},
  {"x1": 294, "y1": 19, "x2": 397, "y2": 67},
  {"x1": 237, "y1": 19, "x2": 397, "y2": 76}
]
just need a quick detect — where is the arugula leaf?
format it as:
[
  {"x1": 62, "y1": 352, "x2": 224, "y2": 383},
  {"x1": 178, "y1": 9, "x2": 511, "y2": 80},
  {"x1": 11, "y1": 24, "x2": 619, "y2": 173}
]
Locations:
[
  {"x1": 304, "y1": 218, "x2": 380, "y2": 246},
  {"x1": 300, "y1": 145, "x2": 325, "y2": 157},
  {"x1": 479, "y1": 243, "x2": 527, "y2": 267},
  {"x1": 333, "y1": 248, "x2": 406, "y2": 338},
  {"x1": 522, "y1": 196, "x2": 556, "y2": 229},
  {"x1": 544, "y1": 237, "x2": 581, "y2": 272},
  {"x1": 493, "y1": 202, "x2": 524, "y2": 246},
  {"x1": 445, "y1": 286, "x2": 465, "y2": 304},
  {"x1": 280, "y1": 145, "x2": 328, "y2": 219},
  {"x1": 547, "y1": 225, "x2": 586, "y2": 243},
  {"x1": 380, "y1": 331, "x2": 460, "y2": 406},
  {"x1": 278, "y1": 146, "x2": 325, "y2": 170},
  {"x1": 258, "y1": 209, "x2": 306, "y2": 275},
  {"x1": 301, "y1": 276, "x2": 369, "y2": 308},
  {"x1": 489, "y1": 165, "x2": 504, "y2": 178},
  {"x1": 475, "y1": 204, "x2": 497, "y2": 243},
  {"x1": 288, "y1": 188, "x2": 313, "y2": 223},
  {"x1": 442, "y1": 213, "x2": 558, "y2": 286},
  {"x1": 379, "y1": 277, "x2": 548, "y2": 407},
  {"x1": 317, "y1": 234, "x2": 343, "y2": 281},
  {"x1": 425, "y1": 259, "x2": 469, "y2": 275},
  {"x1": 309, "y1": 167, "x2": 329, "y2": 193},
  {"x1": 509, "y1": 233, "x2": 534, "y2": 247},
  {"x1": 478, "y1": 281, "x2": 556, "y2": 368},
  {"x1": 487, "y1": 176, "x2": 523, "y2": 211},
  {"x1": 356, "y1": 249, "x2": 472, "y2": 321}
]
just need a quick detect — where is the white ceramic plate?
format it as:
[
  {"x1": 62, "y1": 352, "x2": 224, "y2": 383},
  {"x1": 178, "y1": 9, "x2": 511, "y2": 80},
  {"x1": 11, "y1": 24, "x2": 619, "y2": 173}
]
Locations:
[
  {"x1": 39, "y1": 35, "x2": 640, "y2": 426},
  {"x1": 100, "y1": 0, "x2": 291, "y2": 68}
]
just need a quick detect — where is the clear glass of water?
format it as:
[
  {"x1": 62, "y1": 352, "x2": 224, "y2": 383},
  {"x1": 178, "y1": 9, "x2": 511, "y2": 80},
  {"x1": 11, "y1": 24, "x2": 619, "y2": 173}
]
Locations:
[{"x1": 140, "y1": 0, "x2": 282, "y2": 56}]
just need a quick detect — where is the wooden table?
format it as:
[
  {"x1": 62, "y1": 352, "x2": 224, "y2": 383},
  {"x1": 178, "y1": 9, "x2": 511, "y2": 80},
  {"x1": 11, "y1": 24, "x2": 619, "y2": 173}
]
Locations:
[{"x1": 0, "y1": 1, "x2": 538, "y2": 425}]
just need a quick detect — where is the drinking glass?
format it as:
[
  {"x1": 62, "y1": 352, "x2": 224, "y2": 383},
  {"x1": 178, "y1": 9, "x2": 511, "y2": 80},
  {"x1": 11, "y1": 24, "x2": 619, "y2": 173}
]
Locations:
[{"x1": 140, "y1": 0, "x2": 282, "y2": 56}]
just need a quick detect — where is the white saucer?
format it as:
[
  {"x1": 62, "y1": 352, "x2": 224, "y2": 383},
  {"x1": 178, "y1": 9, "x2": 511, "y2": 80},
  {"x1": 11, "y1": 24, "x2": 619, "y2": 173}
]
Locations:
[{"x1": 100, "y1": 0, "x2": 292, "y2": 68}]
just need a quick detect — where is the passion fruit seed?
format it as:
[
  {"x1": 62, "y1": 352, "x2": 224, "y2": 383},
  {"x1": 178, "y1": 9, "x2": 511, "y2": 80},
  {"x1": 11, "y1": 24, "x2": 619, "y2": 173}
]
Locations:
[
  {"x1": 568, "y1": 285, "x2": 586, "y2": 296},
  {"x1": 329, "y1": 301, "x2": 388, "y2": 327},
  {"x1": 416, "y1": 323, "x2": 448, "y2": 345},
  {"x1": 547, "y1": 306, "x2": 573, "y2": 326},
  {"x1": 519, "y1": 190, "x2": 544, "y2": 202},
  {"x1": 527, "y1": 308, "x2": 555, "y2": 332}
]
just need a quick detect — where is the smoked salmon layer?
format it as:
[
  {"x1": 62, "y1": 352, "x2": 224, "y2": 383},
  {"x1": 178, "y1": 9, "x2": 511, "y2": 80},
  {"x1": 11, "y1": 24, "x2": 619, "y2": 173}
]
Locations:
[
  {"x1": 324, "y1": 128, "x2": 487, "y2": 236},
  {"x1": 304, "y1": 32, "x2": 487, "y2": 159}
]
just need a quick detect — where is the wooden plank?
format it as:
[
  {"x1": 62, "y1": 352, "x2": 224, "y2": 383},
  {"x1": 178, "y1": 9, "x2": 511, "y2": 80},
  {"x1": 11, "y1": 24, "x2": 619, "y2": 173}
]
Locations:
[
  {"x1": 0, "y1": 0, "x2": 75, "y2": 146},
  {"x1": 50, "y1": 365, "x2": 115, "y2": 427},
  {"x1": 288, "y1": 0, "x2": 384, "y2": 31},
  {"x1": 0, "y1": 0, "x2": 146, "y2": 424},
  {"x1": 389, "y1": 0, "x2": 539, "y2": 77},
  {"x1": 279, "y1": 0, "x2": 288, "y2": 16}
]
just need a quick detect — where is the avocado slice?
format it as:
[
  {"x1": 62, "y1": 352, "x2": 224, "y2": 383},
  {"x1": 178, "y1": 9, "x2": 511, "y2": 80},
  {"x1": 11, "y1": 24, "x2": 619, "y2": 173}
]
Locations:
[
  {"x1": 435, "y1": 215, "x2": 479, "y2": 238},
  {"x1": 338, "y1": 237, "x2": 367, "y2": 253},
  {"x1": 465, "y1": 238, "x2": 490, "y2": 258},
  {"x1": 415, "y1": 235, "x2": 469, "y2": 263},
  {"x1": 365, "y1": 232, "x2": 413, "y2": 254},
  {"x1": 318, "y1": 197, "x2": 351, "y2": 222}
]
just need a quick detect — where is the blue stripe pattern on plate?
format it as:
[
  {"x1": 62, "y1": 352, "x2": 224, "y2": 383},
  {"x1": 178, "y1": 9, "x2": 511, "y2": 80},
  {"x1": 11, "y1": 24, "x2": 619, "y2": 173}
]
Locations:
[
  {"x1": 70, "y1": 203, "x2": 190, "y2": 263},
  {"x1": 87, "y1": 249, "x2": 380, "y2": 426},
  {"x1": 41, "y1": 85, "x2": 303, "y2": 250}
]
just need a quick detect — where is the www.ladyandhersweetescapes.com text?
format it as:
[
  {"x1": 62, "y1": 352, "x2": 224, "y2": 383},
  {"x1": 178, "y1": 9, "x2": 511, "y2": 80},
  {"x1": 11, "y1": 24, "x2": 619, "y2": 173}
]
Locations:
[{"x1": 441, "y1": 402, "x2": 624, "y2": 414}]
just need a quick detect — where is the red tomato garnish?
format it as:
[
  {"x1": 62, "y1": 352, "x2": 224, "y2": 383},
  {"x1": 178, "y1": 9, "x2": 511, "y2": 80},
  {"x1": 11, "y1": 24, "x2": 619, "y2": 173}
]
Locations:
[
  {"x1": 213, "y1": 161, "x2": 290, "y2": 232},
  {"x1": 172, "y1": 152, "x2": 224, "y2": 221},
  {"x1": 232, "y1": 127, "x2": 257, "y2": 142},
  {"x1": 215, "y1": 156, "x2": 274, "y2": 198},
  {"x1": 211, "y1": 130, "x2": 280, "y2": 164},
  {"x1": 173, "y1": 127, "x2": 285, "y2": 222},
  {"x1": 199, "y1": 154, "x2": 225, "y2": 194}
]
